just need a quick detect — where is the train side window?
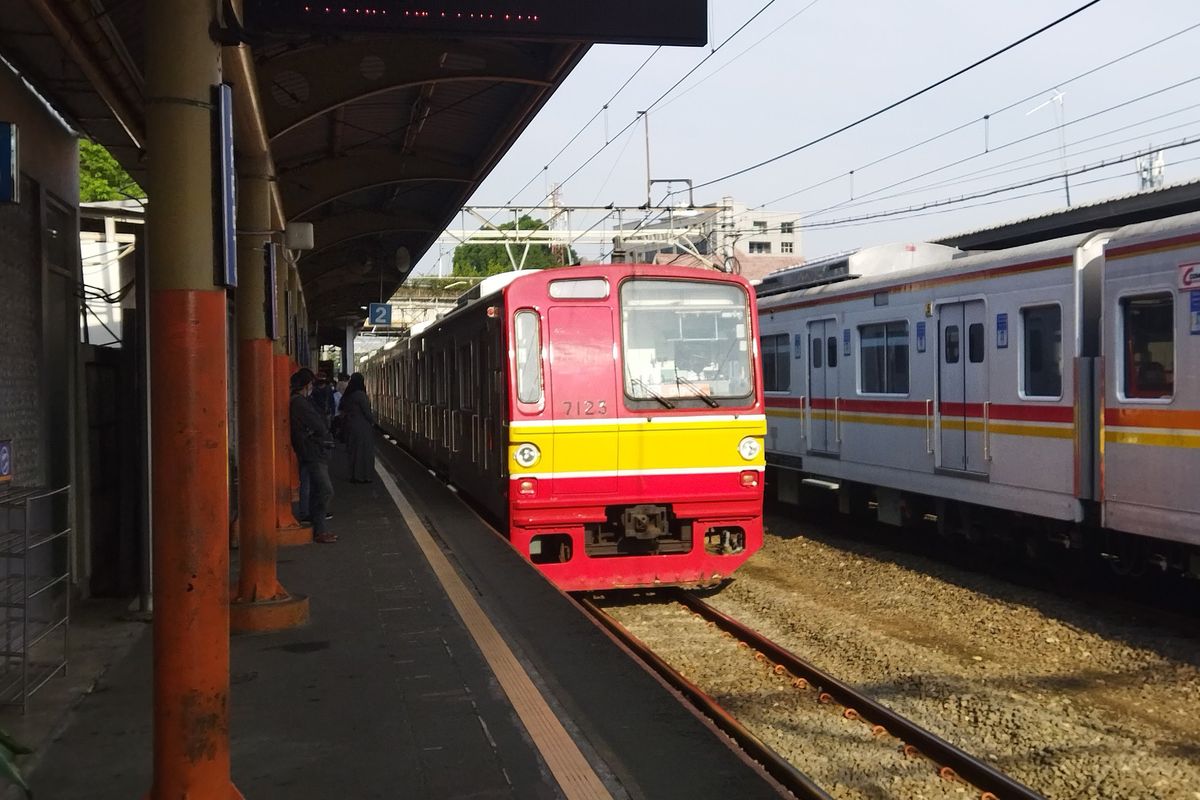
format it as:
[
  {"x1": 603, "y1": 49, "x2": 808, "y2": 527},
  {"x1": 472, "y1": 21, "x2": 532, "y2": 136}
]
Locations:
[
  {"x1": 968, "y1": 323, "x2": 985, "y2": 363},
  {"x1": 826, "y1": 336, "x2": 838, "y2": 368},
  {"x1": 1121, "y1": 293, "x2": 1174, "y2": 400},
  {"x1": 945, "y1": 326, "x2": 960, "y2": 364},
  {"x1": 514, "y1": 310, "x2": 544, "y2": 404},
  {"x1": 860, "y1": 321, "x2": 909, "y2": 394},
  {"x1": 1021, "y1": 305, "x2": 1062, "y2": 398},
  {"x1": 811, "y1": 336, "x2": 822, "y2": 369},
  {"x1": 760, "y1": 333, "x2": 790, "y2": 392}
]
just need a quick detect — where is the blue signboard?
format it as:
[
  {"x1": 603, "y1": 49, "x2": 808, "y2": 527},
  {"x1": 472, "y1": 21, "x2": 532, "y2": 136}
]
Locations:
[
  {"x1": 843, "y1": 328, "x2": 851, "y2": 357},
  {"x1": 1191, "y1": 291, "x2": 1200, "y2": 335},
  {"x1": 1, "y1": 123, "x2": 17, "y2": 204},
  {"x1": 916, "y1": 321, "x2": 927, "y2": 353},
  {"x1": 368, "y1": 303, "x2": 392, "y2": 326},
  {"x1": 996, "y1": 312, "x2": 1009, "y2": 349},
  {"x1": 213, "y1": 84, "x2": 237, "y2": 287},
  {"x1": 793, "y1": 333, "x2": 804, "y2": 359},
  {"x1": 0, "y1": 440, "x2": 12, "y2": 484}
]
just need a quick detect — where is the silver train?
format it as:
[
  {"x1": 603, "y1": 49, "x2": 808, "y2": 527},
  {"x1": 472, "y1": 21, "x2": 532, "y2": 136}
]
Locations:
[{"x1": 757, "y1": 212, "x2": 1200, "y2": 577}]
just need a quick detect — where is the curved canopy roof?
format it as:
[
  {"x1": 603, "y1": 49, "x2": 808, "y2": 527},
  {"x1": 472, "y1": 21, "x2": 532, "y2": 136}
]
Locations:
[{"x1": 0, "y1": 1, "x2": 589, "y2": 324}]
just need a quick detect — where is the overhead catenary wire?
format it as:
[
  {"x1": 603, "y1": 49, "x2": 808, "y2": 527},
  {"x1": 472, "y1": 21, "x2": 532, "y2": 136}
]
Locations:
[
  {"x1": 691, "y1": 0, "x2": 1107, "y2": 192},
  {"x1": 797, "y1": 136, "x2": 1200, "y2": 229},
  {"x1": 752, "y1": 18, "x2": 1200, "y2": 210},
  {"x1": 522, "y1": 0, "x2": 790, "y2": 208}
]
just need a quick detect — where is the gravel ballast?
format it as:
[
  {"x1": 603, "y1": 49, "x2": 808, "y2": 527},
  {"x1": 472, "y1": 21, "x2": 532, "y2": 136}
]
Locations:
[{"x1": 687, "y1": 510, "x2": 1200, "y2": 800}]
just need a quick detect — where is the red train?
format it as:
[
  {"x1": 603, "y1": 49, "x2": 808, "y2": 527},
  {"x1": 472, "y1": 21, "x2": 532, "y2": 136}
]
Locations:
[{"x1": 363, "y1": 264, "x2": 767, "y2": 591}]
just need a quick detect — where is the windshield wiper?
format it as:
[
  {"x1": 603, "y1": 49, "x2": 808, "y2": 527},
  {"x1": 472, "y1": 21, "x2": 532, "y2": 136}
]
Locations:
[
  {"x1": 675, "y1": 376, "x2": 720, "y2": 408},
  {"x1": 632, "y1": 378, "x2": 675, "y2": 409}
]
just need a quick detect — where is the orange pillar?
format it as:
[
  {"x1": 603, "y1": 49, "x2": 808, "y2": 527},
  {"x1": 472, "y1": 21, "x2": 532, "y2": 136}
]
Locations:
[
  {"x1": 144, "y1": 1, "x2": 240, "y2": 797},
  {"x1": 229, "y1": 150, "x2": 309, "y2": 632}
]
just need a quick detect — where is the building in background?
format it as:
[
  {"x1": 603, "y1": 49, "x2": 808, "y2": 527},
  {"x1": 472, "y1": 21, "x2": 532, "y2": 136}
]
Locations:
[{"x1": 618, "y1": 197, "x2": 803, "y2": 281}]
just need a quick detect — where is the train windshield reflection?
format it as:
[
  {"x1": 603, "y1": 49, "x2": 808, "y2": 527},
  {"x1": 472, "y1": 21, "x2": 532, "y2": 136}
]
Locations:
[{"x1": 620, "y1": 279, "x2": 753, "y2": 403}]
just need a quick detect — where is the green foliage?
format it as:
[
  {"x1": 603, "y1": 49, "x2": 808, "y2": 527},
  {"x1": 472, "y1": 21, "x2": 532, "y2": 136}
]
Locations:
[
  {"x1": 0, "y1": 726, "x2": 32, "y2": 797},
  {"x1": 79, "y1": 139, "x2": 144, "y2": 203},
  {"x1": 452, "y1": 215, "x2": 577, "y2": 277}
]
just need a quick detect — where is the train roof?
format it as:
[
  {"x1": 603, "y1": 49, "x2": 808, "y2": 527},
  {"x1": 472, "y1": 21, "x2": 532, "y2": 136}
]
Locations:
[
  {"x1": 1101, "y1": 209, "x2": 1200, "y2": 254},
  {"x1": 757, "y1": 232, "x2": 1098, "y2": 312}
]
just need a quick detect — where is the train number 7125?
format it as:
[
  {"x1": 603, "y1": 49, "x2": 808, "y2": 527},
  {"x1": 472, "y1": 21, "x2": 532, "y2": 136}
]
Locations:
[{"x1": 562, "y1": 400, "x2": 608, "y2": 416}]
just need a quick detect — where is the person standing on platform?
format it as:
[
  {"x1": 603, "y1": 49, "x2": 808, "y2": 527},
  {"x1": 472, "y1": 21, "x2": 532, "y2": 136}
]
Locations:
[
  {"x1": 290, "y1": 370, "x2": 338, "y2": 543},
  {"x1": 341, "y1": 372, "x2": 377, "y2": 483},
  {"x1": 310, "y1": 373, "x2": 335, "y2": 425}
]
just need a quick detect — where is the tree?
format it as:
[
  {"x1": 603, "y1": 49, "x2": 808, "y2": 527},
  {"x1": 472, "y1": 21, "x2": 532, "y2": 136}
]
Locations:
[
  {"x1": 79, "y1": 139, "x2": 145, "y2": 203},
  {"x1": 452, "y1": 215, "x2": 577, "y2": 277}
]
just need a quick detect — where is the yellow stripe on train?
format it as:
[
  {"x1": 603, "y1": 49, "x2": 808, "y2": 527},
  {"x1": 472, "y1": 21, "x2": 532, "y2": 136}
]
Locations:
[
  {"x1": 508, "y1": 420, "x2": 765, "y2": 475},
  {"x1": 1105, "y1": 429, "x2": 1200, "y2": 449}
]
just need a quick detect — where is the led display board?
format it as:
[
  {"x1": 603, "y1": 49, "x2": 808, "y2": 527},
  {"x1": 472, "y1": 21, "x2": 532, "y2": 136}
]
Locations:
[{"x1": 243, "y1": 1, "x2": 707, "y2": 46}]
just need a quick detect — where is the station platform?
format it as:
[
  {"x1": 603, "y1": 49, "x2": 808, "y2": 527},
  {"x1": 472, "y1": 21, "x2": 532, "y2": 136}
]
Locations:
[{"x1": 27, "y1": 442, "x2": 784, "y2": 799}]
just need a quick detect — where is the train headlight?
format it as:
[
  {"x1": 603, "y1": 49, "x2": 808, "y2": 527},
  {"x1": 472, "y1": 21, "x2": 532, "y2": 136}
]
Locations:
[
  {"x1": 738, "y1": 436, "x2": 762, "y2": 461},
  {"x1": 513, "y1": 443, "x2": 541, "y2": 468}
]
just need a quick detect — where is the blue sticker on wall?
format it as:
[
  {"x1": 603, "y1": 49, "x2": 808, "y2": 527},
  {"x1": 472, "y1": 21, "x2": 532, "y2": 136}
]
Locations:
[
  {"x1": 916, "y1": 321, "x2": 927, "y2": 353},
  {"x1": 794, "y1": 333, "x2": 804, "y2": 358},
  {"x1": 1191, "y1": 291, "x2": 1200, "y2": 335},
  {"x1": 996, "y1": 313, "x2": 1009, "y2": 349}
]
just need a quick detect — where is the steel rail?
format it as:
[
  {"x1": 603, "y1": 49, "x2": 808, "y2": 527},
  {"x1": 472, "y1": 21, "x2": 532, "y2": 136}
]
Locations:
[
  {"x1": 675, "y1": 591, "x2": 1046, "y2": 800},
  {"x1": 577, "y1": 597, "x2": 834, "y2": 800}
]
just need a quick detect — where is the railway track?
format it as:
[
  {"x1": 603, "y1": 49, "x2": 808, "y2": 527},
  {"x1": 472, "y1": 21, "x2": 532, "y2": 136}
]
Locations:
[{"x1": 580, "y1": 590, "x2": 1044, "y2": 800}]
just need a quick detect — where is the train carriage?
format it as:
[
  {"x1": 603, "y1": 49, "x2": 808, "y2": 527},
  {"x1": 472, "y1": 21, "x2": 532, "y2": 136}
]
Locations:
[
  {"x1": 758, "y1": 211, "x2": 1200, "y2": 575},
  {"x1": 365, "y1": 264, "x2": 766, "y2": 592},
  {"x1": 1100, "y1": 214, "x2": 1200, "y2": 548}
]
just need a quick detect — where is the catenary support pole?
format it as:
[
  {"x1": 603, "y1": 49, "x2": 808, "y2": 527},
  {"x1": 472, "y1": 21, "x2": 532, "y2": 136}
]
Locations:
[
  {"x1": 144, "y1": 1, "x2": 241, "y2": 797},
  {"x1": 230, "y1": 152, "x2": 310, "y2": 631}
]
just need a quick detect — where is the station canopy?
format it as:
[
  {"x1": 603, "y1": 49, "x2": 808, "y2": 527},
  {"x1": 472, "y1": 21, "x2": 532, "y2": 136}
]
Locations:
[{"x1": 1, "y1": 1, "x2": 706, "y2": 328}]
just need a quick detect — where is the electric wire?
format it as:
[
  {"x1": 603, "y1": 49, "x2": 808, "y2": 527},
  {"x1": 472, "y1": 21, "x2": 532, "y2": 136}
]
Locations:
[
  {"x1": 753, "y1": 19, "x2": 1200, "y2": 210},
  {"x1": 691, "y1": 0, "x2": 1106, "y2": 191}
]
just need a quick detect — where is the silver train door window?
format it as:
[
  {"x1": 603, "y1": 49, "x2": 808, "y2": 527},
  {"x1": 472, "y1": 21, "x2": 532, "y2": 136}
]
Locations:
[
  {"x1": 938, "y1": 301, "x2": 988, "y2": 474},
  {"x1": 807, "y1": 320, "x2": 839, "y2": 455}
]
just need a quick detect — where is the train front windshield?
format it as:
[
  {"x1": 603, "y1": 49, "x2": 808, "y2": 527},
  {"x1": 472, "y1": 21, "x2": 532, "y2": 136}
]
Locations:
[{"x1": 620, "y1": 279, "x2": 754, "y2": 405}]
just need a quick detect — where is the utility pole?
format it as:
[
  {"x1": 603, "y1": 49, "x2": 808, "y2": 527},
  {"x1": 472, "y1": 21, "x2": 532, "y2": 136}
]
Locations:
[{"x1": 641, "y1": 110, "x2": 652, "y2": 208}]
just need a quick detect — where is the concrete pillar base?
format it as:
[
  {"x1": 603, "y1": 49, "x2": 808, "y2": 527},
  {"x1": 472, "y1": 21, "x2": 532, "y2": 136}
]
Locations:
[
  {"x1": 278, "y1": 526, "x2": 314, "y2": 548},
  {"x1": 230, "y1": 593, "x2": 310, "y2": 634}
]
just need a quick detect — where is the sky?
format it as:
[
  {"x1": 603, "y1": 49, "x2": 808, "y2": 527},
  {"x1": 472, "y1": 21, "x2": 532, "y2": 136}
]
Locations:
[{"x1": 412, "y1": 0, "x2": 1200, "y2": 276}]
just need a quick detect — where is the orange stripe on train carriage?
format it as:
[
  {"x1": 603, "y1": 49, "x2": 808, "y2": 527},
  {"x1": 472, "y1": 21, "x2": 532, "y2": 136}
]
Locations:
[
  {"x1": 767, "y1": 396, "x2": 1074, "y2": 424},
  {"x1": 764, "y1": 255, "x2": 1072, "y2": 312},
  {"x1": 1104, "y1": 407, "x2": 1200, "y2": 430}
]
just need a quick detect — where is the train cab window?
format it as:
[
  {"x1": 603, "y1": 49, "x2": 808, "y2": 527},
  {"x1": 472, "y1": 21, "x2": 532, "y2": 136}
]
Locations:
[
  {"x1": 514, "y1": 310, "x2": 544, "y2": 404},
  {"x1": 860, "y1": 321, "x2": 909, "y2": 394},
  {"x1": 760, "y1": 334, "x2": 790, "y2": 392},
  {"x1": 549, "y1": 278, "x2": 608, "y2": 299},
  {"x1": 945, "y1": 326, "x2": 960, "y2": 364},
  {"x1": 1021, "y1": 305, "x2": 1062, "y2": 398},
  {"x1": 826, "y1": 336, "x2": 838, "y2": 368},
  {"x1": 811, "y1": 336, "x2": 822, "y2": 369},
  {"x1": 1121, "y1": 293, "x2": 1174, "y2": 400},
  {"x1": 968, "y1": 323, "x2": 985, "y2": 363}
]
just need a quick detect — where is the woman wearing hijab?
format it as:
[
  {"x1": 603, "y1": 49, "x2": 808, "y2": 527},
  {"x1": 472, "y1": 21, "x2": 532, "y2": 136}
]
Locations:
[{"x1": 341, "y1": 372, "x2": 377, "y2": 483}]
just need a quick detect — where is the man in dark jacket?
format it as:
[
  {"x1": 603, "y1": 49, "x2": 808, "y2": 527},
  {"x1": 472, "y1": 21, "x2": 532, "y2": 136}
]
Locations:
[{"x1": 290, "y1": 369, "x2": 337, "y2": 543}]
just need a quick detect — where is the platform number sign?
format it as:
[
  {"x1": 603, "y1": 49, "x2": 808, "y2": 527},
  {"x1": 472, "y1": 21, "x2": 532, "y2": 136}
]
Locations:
[
  {"x1": 0, "y1": 440, "x2": 11, "y2": 484},
  {"x1": 996, "y1": 313, "x2": 1009, "y2": 349},
  {"x1": 1, "y1": 123, "x2": 17, "y2": 204},
  {"x1": 368, "y1": 303, "x2": 392, "y2": 327},
  {"x1": 213, "y1": 84, "x2": 237, "y2": 287}
]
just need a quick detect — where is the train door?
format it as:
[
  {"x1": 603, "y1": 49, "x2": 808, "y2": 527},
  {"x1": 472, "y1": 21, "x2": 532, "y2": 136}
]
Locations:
[
  {"x1": 807, "y1": 319, "x2": 839, "y2": 455},
  {"x1": 547, "y1": 306, "x2": 618, "y2": 494},
  {"x1": 938, "y1": 300, "x2": 989, "y2": 474}
]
